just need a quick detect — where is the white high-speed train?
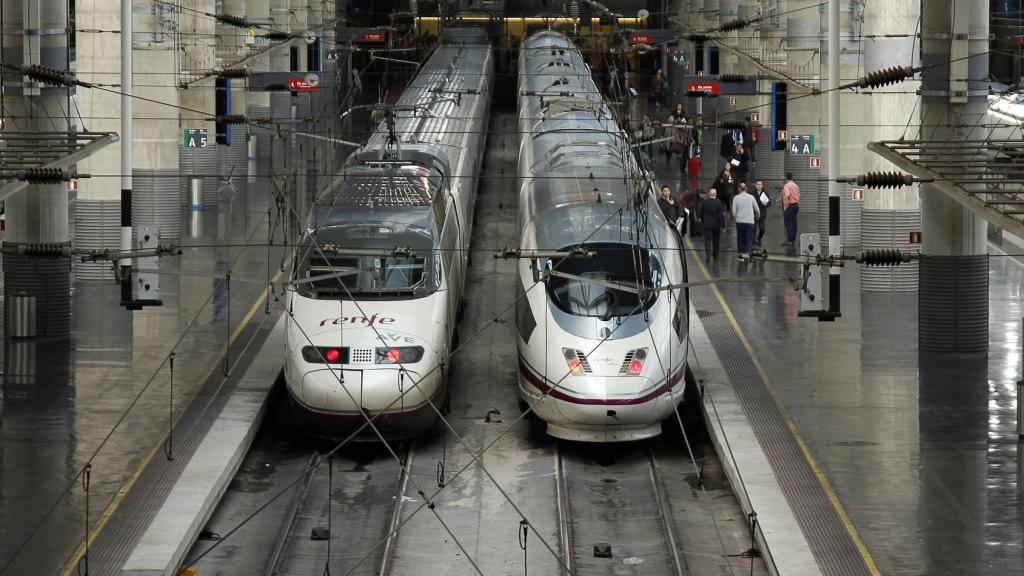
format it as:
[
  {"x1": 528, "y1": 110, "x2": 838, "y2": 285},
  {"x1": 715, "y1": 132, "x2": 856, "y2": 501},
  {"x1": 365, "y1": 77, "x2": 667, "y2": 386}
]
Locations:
[
  {"x1": 515, "y1": 31, "x2": 688, "y2": 442},
  {"x1": 284, "y1": 28, "x2": 493, "y2": 439}
]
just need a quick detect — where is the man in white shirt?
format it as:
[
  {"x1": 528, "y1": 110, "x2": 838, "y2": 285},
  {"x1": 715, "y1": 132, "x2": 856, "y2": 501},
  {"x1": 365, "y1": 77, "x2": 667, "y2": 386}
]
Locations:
[{"x1": 731, "y1": 183, "x2": 760, "y2": 254}]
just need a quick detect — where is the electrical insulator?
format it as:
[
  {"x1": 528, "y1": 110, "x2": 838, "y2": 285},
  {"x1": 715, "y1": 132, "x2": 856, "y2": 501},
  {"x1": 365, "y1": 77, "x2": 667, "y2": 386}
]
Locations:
[
  {"x1": 217, "y1": 114, "x2": 247, "y2": 124},
  {"x1": 16, "y1": 243, "x2": 72, "y2": 257},
  {"x1": 20, "y1": 167, "x2": 67, "y2": 184},
  {"x1": 686, "y1": 89, "x2": 714, "y2": 98},
  {"x1": 859, "y1": 249, "x2": 911, "y2": 267},
  {"x1": 19, "y1": 64, "x2": 86, "y2": 87},
  {"x1": 857, "y1": 66, "x2": 911, "y2": 89},
  {"x1": 719, "y1": 73, "x2": 748, "y2": 83},
  {"x1": 215, "y1": 14, "x2": 248, "y2": 28},
  {"x1": 718, "y1": 18, "x2": 749, "y2": 32},
  {"x1": 718, "y1": 119, "x2": 747, "y2": 130},
  {"x1": 856, "y1": 171, "x2": 914, "y2": 189},
  {"x1": 684, "y1": 33, "x2": 711, "y2": 42},
  {"x1": 219, "y1": 68, "x2": 249, "y2": 79},
  {"x1": 264, "y1": 31, "x2": 292, "y2": 41}
]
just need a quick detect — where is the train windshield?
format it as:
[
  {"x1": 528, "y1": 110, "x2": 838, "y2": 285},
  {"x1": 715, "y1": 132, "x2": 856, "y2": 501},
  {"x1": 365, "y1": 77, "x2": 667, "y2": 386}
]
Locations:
[
  {"x1": 295, "y1": 222, "x2": 436, "y2": 300},
  {"x1": 545, "y1": 243, "x2": 661, "y2": 319}
]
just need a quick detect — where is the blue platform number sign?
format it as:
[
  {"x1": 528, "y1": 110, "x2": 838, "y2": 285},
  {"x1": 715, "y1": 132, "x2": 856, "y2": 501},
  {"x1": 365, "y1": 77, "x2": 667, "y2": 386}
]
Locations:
[{"x1": 184, "y1": 128, "x2": 208, "y2": 149}]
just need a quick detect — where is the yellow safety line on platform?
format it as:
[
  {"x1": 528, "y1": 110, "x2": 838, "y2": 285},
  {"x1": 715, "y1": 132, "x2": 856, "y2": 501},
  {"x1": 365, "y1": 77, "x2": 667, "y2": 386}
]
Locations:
[
  {"x1": 60, "y1": 270, "x2": 283, "y2": 576},
  {"x1": 684, "y1": 237, "x2": 882, "y2": 576}
]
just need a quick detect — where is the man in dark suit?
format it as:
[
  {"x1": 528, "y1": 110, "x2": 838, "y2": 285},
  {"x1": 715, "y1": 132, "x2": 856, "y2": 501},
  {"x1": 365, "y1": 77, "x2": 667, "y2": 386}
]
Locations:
[{"x1": 698, "y1": 188, "x2": 727, "y2": 262}]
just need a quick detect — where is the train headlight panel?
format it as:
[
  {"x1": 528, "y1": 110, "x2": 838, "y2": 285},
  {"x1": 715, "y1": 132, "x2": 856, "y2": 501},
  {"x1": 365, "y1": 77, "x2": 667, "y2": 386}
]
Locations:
[
  {"x1": 301, "y1": 346, "x2": 346, "y2": 364},
  {"x1": 627, "y1": 348, "x2": 647, "y2": 375},
  {"x1": 374, "y1": 346, "x2": 425, "y2": 364}
]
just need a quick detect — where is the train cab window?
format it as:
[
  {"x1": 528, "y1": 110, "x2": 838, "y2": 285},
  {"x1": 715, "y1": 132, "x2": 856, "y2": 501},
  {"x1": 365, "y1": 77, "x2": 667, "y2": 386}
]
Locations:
[
  {"x1": 545, "y1": 243, "x2": 660, "y2": 319},
  {"x1": 295, "y1": 223, "x2": 437, "y2": 300}
]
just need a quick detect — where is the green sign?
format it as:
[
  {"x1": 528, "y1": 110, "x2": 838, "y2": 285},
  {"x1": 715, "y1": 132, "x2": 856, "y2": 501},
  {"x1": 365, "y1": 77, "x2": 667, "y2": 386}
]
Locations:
[
  {"x1": 789, "y1": 134, "x2": 815, "y2": 155},
  {"x1": 184, "y1": 128, "x2": 208, "y2": 148}
]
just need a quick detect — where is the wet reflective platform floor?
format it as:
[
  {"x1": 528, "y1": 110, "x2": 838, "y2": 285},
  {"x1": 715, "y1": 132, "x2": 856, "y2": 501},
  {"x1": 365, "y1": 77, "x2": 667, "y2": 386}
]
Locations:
[
  {"x1": 666, "y1": 164, "x2": 1024, "y2": 574},
  {"x1": 0, "y1": 176, "x2": 286, "y2": 575}
]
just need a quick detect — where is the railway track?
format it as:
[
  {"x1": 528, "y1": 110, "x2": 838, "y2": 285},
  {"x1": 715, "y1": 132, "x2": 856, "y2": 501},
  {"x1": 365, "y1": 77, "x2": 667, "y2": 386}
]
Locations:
[
  {"x1": 556, "y1": 440, "x2": 687, "y2": 575},
  {"x1": 265, "y1": 443, "x2": 414, "y2": 576}
]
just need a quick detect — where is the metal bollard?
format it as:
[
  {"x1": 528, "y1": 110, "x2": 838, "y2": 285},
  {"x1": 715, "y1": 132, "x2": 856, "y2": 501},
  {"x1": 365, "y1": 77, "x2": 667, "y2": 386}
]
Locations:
[
  {"x1": 188, "y1": 176, "x2": 203, "y2": 211},
  {"x1": 247, "y1": 133, "x2": 257, "y2": 181},
  {"x1": 8, "y1": 292, "x2": 37, "y2": 338}
]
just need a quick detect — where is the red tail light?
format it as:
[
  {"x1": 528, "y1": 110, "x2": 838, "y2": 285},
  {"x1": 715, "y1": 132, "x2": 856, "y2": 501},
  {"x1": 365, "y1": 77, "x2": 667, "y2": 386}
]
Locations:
[
  {"x1": 324, "y1": 348, "x2": 341, "y2": 363},
  {"x1": 628, "y1": 358, "x2": 644, "y2": 375},
  {"x1": 387, "y1": 348, "x2": 401, "y2": 363}
]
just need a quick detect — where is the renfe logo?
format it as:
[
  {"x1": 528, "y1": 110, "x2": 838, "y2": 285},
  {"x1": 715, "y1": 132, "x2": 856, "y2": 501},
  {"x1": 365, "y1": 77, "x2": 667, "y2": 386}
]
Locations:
[{"x1": 319, "y1": 314, "x2": 395, "y2": 327}]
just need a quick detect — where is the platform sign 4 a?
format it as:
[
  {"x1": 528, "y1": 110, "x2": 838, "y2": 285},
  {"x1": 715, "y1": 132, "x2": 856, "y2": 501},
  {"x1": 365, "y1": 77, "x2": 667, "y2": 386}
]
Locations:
[
  {"x1": 789, "y1": 134, "x2": 816, "y2": 155},
  {"x1": 809, "y1": 156, "x2": 821, "y2": 168},
  {"x1": 183, "y1": 128, "x2": 208, "y2": 148}
]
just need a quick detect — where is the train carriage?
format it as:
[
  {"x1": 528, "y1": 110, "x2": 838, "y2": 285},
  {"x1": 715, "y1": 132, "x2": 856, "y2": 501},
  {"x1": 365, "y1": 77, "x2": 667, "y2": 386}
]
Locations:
[
  {"x1": 515, "y1": 30, "x2": 688, "y2": 442},
  {"x1": 284, "y1": 28, "x2": 493, "y2": 439}
]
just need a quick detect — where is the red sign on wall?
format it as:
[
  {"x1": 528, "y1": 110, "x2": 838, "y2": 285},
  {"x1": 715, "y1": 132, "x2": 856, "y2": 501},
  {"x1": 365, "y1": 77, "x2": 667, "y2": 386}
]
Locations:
[
  {"x1": 687, "y1": 82, "x2": 720, "y2": 95},
  {"x1": 361, "y1": 32, "x2": 386, "y2": 43},
  {"x1": 287, "y1": 78, "x2": 319, "y2": 92},
  {"x1": 630, "y1": 34, "x2": 654, "y2": 45}
]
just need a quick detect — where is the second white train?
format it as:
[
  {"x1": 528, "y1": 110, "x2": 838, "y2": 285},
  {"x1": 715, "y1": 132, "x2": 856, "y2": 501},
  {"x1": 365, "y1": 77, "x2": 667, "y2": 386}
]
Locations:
[{"x1": 515, "y1": 30, "x2": 689, "y2": 442}]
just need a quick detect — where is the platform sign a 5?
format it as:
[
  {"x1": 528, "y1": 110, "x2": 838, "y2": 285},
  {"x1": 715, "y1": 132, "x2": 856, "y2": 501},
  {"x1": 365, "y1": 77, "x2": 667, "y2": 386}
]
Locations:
[{"x1": 183, "y1": 128, "x2": 208, "y2": 148}]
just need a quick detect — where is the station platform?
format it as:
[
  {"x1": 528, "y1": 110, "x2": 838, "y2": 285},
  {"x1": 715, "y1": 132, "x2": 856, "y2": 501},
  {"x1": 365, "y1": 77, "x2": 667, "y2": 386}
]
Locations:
[
  {"x1": 0, "y1": 177, "x2": 287, "y2": 576},
  {"x1": 652, "y1": 149, "x2": 1024, "y2": 574}
]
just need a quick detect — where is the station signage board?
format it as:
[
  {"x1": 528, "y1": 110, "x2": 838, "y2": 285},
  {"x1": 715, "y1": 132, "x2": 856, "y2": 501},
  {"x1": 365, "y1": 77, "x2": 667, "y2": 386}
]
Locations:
[
  {"x1": 287, "y1": 77, "x2": 319, "y2": 92},
  {"x1": 361, "y1": 31, "x2": 386, "y2": 43},
  {"x1": 631, "y1": 34, "x2": 654, "y2": 45},
  {"x1": 687, "y1": 82, "x2": 720, "y2": 95},
  {"x1": 183, "y1": 128, "x2": 208, "y2": 148},
  {"x1": 789, "y1": 134, "x2": 816, "y2": 155}
]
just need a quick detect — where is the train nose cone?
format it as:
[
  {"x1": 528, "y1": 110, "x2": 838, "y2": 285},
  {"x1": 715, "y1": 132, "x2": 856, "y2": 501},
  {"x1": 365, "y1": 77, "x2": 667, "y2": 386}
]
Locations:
[
  {"x1": 554, "y1": 375, "x2": 658, "y2": 426},
  {"x1": 301, "y1": 368, "x2": 432, "y2": 413}
]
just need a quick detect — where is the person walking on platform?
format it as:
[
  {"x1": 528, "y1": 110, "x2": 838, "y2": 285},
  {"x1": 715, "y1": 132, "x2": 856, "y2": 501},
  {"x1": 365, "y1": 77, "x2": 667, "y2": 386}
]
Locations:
[
  {"x1": 732, "y1": 143, "x2": 750, "y2": 183},
  {"x1": 782, "y1": 172, "x2": 801, "y2": 245},
  {"x1": 681, "y1": 187, "x2": 701, "y2": 237},
  {"x1": 753, "y1": 179, "x2": 770, "y2": 246},
  {"x1": 732, "y1": 183, "x2": 760, "y2": 254},
  {"x1": 658, "y1": 185, "x2": 681, "y2": 230},
  {"x1": 698, "y1": 189, "x2": 726, "y2": 262},
  {"x1": 711, "y1": 162, "x2": 737, "y2": 218},
  {"x1": 672, "y1": 102, "x2": 686, "y2": 123},
  {"x1": 650, "y1": 68, "x2": 669, "y2": 112}
]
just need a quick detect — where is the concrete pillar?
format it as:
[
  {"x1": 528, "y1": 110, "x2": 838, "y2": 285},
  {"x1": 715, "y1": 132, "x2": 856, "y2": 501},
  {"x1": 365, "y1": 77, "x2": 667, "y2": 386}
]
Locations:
[
  {"x1": 784, "y1": 0, "x2": 822, "y2": 235},
  {"x1": 817, "y1": 0, "x2": 865, "y2": 248},
  {"x1": 861, "y1": 0, "x2": 921, "y2": 291},
  {"x1": 1, "y1": 0, "x2": 72, "y2": 336},
  {"x1": 133, "y1": 0, "x2": 182, "y2": 241},
  {"x1": 269, "y1": 0, "x2": 292, "y2": 174},
  {"x1": 919, "y1": 0, "x2": 989, "y2": 352},
  {"x1": 73, "y1": 0, "x2": 124, "y2": 281},
  {"x1": 247, "y1": 0, "x2": 273, "y2": 174},
  {"x1": 180, "y1": 0, "x2": 218, "y2": 207}
]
